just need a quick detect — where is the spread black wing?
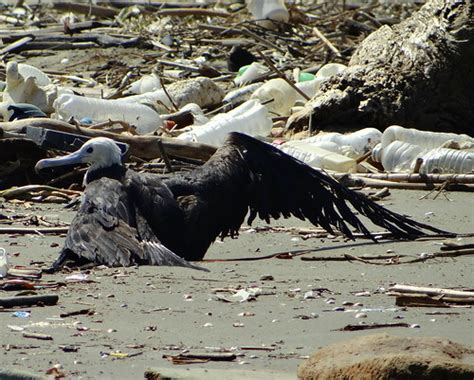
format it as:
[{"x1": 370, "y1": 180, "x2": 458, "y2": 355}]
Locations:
[
  {"x1": 49, "y1": 177, "x2": 207, "y2": 272},
  {"x1": 164, "y1": 132, "x2": 449, "y2": 260}
]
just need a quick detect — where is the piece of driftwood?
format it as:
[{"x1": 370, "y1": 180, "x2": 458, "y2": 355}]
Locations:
[
  {"x1": 156, "y1": 8, "x2": 231, "y2": 18},
  {"x1": 163, "y1": 352, "x2": 237, "y2": 362},
  {"x1": 336, "y1": 322, "x2": 411, "y2": 331},
  {"x1": 394, "y1": 294, "x2": 473, "y2": 307},
  {"x1": 339, "y1": 173, "x2": 474, "y2": 184},
  {"x1": 337, "y1": 174, "x2": 474, "y2": 192},
  {"x1": 389, "y1": 284, "x2": 474, "y2": 298},
  {"x1": 288, "y1": 0, "x2": 474, "y2": 135},
  {"x1": 0, "y1": 227, "x2": 69, "y2": 235},
  {"x1": 0, "y1": 119, "x2": 216, "y2": 161},
  {"x1": 22, "y1": 332, "x2": 53, "y2": 341},
  {"x1": 0, "y1": 295, "x2": 59, "y2": 308}
]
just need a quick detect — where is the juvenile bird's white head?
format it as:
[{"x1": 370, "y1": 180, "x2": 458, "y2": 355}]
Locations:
[{"x1": 35, "y1": 137, "x2": 123, "y2": 174}]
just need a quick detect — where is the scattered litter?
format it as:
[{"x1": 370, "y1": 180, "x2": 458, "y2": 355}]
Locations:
[{"x1": 12, "y1": 311, "x2": 30, "y2": 318}]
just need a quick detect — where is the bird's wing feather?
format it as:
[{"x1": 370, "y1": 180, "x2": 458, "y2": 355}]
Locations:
[{"x1": 166, "y1": 132, "x2": 448, "y2": 245}]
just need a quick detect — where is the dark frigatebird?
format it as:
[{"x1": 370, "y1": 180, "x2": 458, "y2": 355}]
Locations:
[{"x1": 35, "y1": 132, "x2": 448, "y2": 271}]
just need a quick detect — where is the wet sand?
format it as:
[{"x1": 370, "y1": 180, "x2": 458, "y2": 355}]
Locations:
[{"x1": 1, "y1": 189, "x2": 473, "y2": 379}]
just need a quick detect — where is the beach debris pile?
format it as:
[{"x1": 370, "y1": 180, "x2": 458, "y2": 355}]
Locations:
[{"x1": 0, "y1": 1, "x2": 472, "y2": 199}]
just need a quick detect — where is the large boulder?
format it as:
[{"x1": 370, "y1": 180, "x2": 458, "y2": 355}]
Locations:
[{"x1": 298, "y1": 333, "x2": 474, "y2": 380}]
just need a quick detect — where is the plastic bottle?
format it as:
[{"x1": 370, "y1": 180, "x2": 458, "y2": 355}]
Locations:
[
  {"x1": 300, "y1": 128, "x2": 382, "y2": 157},
  {"x1": 177, "y1": 99, "x2": 273, "y2": 147},
  {"x1": 17, "y1": 63, "x2": 51, "y2": 86},
  {"x1": 419, "y1": 148, "x2": 473, "y2": 174},
  {"x1": 234, "y1": 62, "x2": 268, "y2": 86},
  {"x1": 278, "y1": 141, "x2": 357, "y2": 172},
  {"x1": 128, "y1": 73, "x2": 161, "y2": 94},
  {"x1": 124, "y1": 77, "x2": 224, "y2": 112},
  {"x1": 0, "y1": 248, "x2": 8, "y2": 278},
  {"x1": 372, "y1": 140, "x2": 474, "y2": 173},
  {"x1": 251, "y1": 78, "x2": 298, "y2": 116},
  {"x1": 315, "y1": 63, "x2": 347, "y2": 80},
  {"x1": 53, "y1": 94, "x2": 163, "y2": 135},
  {"x1": 372, "y1": 141, "x2": 424, "y2": 172},
  {"x1": 222, "y1": 82, "x2": 263, "y2": 109},
  {"x1": 246, "y1": 0, "x2": 289, "y2": 29},
  {"x1": 381, "y1": 125, "x2": 474, "y2": 150}
]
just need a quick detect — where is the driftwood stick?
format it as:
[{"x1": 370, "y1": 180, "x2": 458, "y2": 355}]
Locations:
[
  {"x1": 312, "y1": 26, "x2": 341, "y2": 56},
  {"x1": 0, "y1": 227, "x2": 69, "y2": 235},
  {"x1": 389, "y1": 284, "x2": 474, "y2": 298},
  {"x1": 337, "y1": 175, "x2": 474, "y2": 191},
  {"x1": 1, "y1": 185, "x2": 82, "y2": 200},
  {"x1": 301, "y1": 254, "x2": 405, "y2": 262},
  {"x1": 256, "y1": 50, "x2": 311, "y2": 101},
  {"x1": 0, "y1": 294, "x2": 59, "y2": 308},
  {"x1": 394, "y1": 294, "x2": 474, "y2": 307},
  {"x1": 0, "y1": 119, "x2": 216, "y2": 161},
  {"x1": 22, "y1": 332, "x2": 53, "y2": 340},
  {"x1": 156, "y1": 8, "x2": 231, "y2": 18},
  {"x1": 0, "y1": 36, "x2": 33, "y2": 56},
  {"x1": 336, "y1": 173, "x2": 474, "y2": 183}
]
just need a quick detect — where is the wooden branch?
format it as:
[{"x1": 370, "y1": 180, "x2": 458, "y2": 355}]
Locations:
[
  {"x1": 256, "y1": 50, "x2": 311, "y2": 101},
  {"x1": 0, "y1": 119, "x2": 217, "y2": 162},
  {"x1": 0, "y1": 294, "x2": 58, "y2": 308},
  {"x1": 312, "y1": 27, "x2": 341, "y2": 56},
  {"x1": 342, "y1": 173, "x2": 474, "y2": 184},
  {"x1": 0, "y1": 227, "x2": 69, "y2": 235},
  {"x1": 389, "y1": 284, "x2": 474, "y2": 298},
  {"x1": 156, "y1": 8, "x2": 231, "y2": 18},
  {"x1": 394, "y1": 294, "x2": 474, "y2": 307}
]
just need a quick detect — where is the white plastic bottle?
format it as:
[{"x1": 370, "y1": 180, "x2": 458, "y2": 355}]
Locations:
[
  {"x1": 246, "y1": 0, "x2": 289, "y2": 29},
  {"x1": 53, "y1": 94, "x2": 163, "y2": 135},
  {"x1": 223, "y1": 82, "x2": 263, "y2": 108},
  {"x1": 0, "y1": 248, "x2": 9, "y2": 278},
  {"x1": 294, "y1": 63, "x2": 348, "y2": 101},
  {"x1": 420, "y1": 148, "x2": 474, "y2": 174},
  {"x1": 124, "y1": 77, "x2": 224, "y2": 112},
  {"x1": 301, "y1": 128, "x2": 382, "y2": 157},
  {"x1": 128, "y1": 73, "x2": 161, "y2": 94},
  {"x1": 234, "y1": 62, "x2": 268, "y2": 86},
  {"x1": 372, "y1": 140, "x2": 474, "y2": 173},
  {"x1": 372, "y1": 141, "x2": 425, "y2": 172},
  {"x1": 278, "y1": 141, "x2": 357, "y2": 172},
  {"x1": 251, "y1": 78, "x2": 298, "y2": 116},
  {"x1": 381, "y1": 125, "x2": 474, "y2": 149},
  {"x1": 177, "y1": 99, "x2": 273, "y2": 147}
]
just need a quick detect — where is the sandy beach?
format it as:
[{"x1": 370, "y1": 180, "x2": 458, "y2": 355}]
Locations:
[{"x1": 1, "y1": 189, "x2": 473, "y2": 379}]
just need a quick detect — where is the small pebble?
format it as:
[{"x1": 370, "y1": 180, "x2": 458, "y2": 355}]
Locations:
[{"x1": 355, "y1": 312, "x2": 367, "y2": 319}]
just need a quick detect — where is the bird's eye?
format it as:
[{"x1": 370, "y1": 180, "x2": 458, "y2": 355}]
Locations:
[{"x1": 86, "y1": 147, "x2": 93, "y2": 153}]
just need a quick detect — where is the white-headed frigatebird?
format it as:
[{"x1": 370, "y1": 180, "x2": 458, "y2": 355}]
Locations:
[{"x1": 35, "y1": 132, "x2": 449, "y2": 272}]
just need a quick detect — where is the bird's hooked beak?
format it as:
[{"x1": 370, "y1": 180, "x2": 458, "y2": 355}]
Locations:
[{"x1": 35, "y1": 149, "x2": 87, "y2": 173}]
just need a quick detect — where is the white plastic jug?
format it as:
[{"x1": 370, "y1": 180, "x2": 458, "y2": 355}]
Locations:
[{"x1": 279, "y1": 141, "x2": 357, "y2": 172}]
